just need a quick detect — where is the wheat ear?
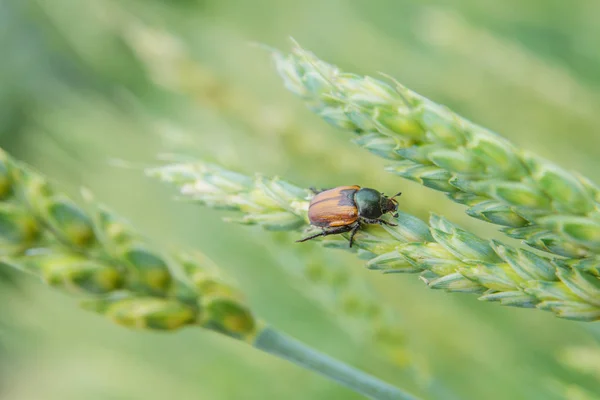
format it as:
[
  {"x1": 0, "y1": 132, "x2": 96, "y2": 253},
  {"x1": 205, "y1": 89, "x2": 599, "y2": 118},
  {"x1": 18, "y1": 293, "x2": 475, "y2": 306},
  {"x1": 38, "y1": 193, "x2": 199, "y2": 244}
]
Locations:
[
  {"x1": 148, "y1": 160, "x2": 600, "y2": 321},
  {"x1": 271, "y1": 43, "x2": 600, "y2": 260}
]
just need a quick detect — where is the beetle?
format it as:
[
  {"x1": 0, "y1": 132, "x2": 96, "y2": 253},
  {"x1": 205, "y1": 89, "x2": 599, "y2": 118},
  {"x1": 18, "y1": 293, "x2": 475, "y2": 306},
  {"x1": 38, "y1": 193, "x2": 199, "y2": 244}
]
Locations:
[{"x1": 297, "y1": 185, "x2": 401, "y2": 247}]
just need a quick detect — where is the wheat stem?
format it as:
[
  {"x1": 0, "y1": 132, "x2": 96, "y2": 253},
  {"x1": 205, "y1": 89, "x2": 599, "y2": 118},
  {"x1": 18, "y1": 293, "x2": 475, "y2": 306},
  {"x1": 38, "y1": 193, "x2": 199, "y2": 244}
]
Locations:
[
  {"x1": 270, "y1": 43, "x2": 600, "y2": 260},
  {"x1": 255, "y1": 327, "x2": 417, "y2": 400},
  {"x1": 148, "y1": 160, "x2": 600, "y2": 321},
  {"x1": 0, "y1": 147, "x2": 418, "y2": 400}
]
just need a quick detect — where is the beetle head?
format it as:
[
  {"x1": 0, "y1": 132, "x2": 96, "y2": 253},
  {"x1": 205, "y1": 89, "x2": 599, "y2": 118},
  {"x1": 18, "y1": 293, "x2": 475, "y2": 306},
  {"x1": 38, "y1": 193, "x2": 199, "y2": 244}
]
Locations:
[{"x1": 382, "y1": 191, "x2": 401, "y2": 218}]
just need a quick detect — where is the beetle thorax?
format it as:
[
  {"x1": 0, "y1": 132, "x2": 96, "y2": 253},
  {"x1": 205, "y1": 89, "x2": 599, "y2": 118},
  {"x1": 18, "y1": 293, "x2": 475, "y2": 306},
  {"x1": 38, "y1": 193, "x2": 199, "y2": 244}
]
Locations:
[{"x1": 354, "y1": 188, "x2": 385, "y2": 219}]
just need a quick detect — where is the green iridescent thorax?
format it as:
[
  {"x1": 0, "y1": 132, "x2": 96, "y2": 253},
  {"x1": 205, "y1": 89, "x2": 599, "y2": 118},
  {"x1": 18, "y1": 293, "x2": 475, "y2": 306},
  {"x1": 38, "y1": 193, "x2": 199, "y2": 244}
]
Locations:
[{"x1": 354, "y1": 188, "x2": 385, "y2": 219}]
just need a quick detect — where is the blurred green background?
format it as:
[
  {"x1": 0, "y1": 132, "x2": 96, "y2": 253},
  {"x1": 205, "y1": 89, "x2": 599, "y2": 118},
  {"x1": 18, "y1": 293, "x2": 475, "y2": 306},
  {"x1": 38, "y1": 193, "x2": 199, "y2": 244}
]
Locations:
[{"x1": 2, "y1": 0, "x2": 600, "y2": 399}]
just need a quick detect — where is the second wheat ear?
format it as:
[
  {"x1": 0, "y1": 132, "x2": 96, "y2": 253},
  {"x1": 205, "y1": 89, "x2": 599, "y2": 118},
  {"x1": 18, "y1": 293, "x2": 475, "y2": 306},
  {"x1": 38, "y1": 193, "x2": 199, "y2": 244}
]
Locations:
[{"x1": 272, "y1": 43, "x2": 600, "y2": 260}]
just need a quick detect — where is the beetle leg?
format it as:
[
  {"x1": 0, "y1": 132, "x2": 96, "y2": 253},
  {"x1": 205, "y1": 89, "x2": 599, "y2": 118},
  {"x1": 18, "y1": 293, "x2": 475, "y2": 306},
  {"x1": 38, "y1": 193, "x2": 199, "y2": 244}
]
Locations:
[
  {"x1": 362, "y1": 218, "x2": 377, "y2": 224},
  {"x1": 377, "y1": 219, "x2": 398, "y2": 227},
  {"x1": 348, "y1": 223, "x2": 361, "y2": 248},
  {"x1": 362, "y1": 218, "x2": 398, "y2": 227},
  {"x1": 297, "y1": 225, "x2": 353, "y2": 243}
]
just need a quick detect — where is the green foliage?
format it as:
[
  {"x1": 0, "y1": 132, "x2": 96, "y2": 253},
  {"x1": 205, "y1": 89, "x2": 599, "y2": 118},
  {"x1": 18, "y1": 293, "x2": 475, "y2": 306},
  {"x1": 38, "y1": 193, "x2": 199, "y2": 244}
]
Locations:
[{"x1": 4, "y1": 1, "x2": 600, "y2": 399}]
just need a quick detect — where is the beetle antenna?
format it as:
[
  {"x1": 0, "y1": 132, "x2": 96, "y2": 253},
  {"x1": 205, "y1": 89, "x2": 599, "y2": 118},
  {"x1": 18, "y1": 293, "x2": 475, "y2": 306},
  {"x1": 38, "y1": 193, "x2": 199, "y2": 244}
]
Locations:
[{"x1": 392, "y1": 192, "x2": 402, "y2": 199}]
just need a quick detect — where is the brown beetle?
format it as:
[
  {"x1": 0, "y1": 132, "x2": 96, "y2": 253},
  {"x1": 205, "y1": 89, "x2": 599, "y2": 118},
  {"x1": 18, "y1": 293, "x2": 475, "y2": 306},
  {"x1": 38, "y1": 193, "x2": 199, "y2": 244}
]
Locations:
[{"x1": 297, "y1": 185, "x2": 401, "y2": 247}]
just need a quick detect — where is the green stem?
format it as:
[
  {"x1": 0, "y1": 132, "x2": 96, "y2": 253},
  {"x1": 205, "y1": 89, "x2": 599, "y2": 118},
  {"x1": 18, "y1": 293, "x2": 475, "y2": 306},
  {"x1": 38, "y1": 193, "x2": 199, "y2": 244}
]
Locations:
[{"x1": 253, "y1": 327, "x2": 418, "y2": 400}]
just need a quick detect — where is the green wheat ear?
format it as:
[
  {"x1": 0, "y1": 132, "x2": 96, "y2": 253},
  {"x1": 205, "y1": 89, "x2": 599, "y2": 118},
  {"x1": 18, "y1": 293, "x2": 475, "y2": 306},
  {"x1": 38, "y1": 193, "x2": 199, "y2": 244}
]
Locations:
[
  {"x1": 0, "y1": 149, "x2": 256, "y2": 338},
  {"x1": 271, "y1": 42, "x2": 600, "y2": 259},
  {"x1": 0, "y1": 147, "x2": 417, "y2": 400},
  {"x1": 148, "y1": 159, "x2": 600, "y2": 321}
]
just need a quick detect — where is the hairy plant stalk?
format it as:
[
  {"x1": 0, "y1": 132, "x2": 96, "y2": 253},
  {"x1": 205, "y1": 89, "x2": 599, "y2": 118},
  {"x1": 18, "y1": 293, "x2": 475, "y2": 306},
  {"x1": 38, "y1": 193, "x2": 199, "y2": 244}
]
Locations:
[
  {"x1": 271, "y1": 43, "x2": 600, "y2": 260},
  {"x1": 0, "y1": 148, "x2": 417, "y2": 400},
  {"x1": 149, "y1": 160, "x2": 600, "y2": 321}
]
